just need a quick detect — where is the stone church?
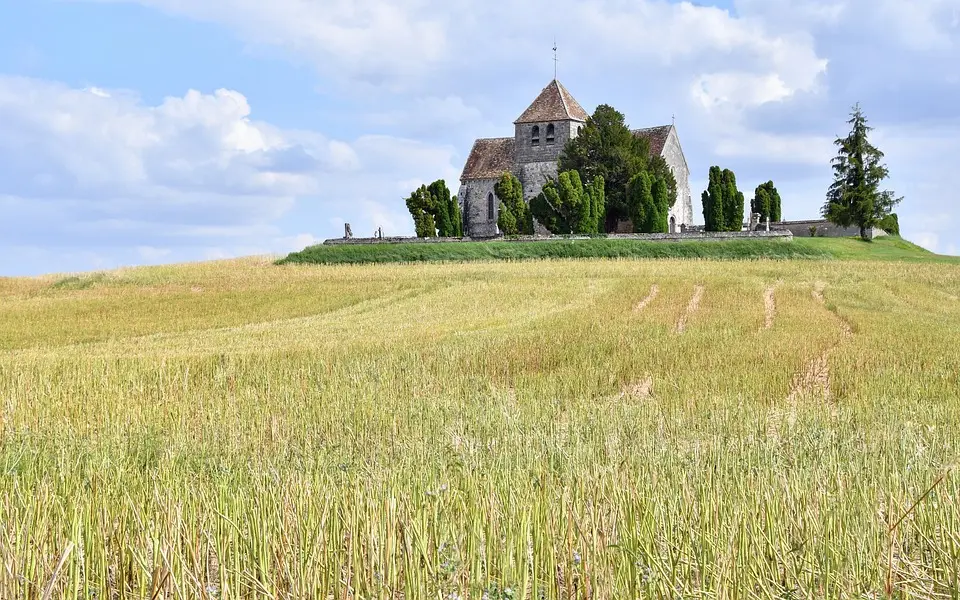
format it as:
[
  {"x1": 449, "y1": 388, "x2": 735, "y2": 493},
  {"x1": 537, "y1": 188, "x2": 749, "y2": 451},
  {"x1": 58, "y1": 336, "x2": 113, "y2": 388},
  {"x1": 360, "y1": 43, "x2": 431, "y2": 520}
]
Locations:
[{"x1": 458, "y1": 79, "x2": 694, "y2": 237}]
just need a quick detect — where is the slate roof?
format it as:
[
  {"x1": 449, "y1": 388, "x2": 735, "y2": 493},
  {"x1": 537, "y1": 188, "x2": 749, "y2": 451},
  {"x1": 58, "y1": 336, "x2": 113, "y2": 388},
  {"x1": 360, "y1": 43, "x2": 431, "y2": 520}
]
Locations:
[
  {"x1": 461, "y1": 137, "x2": 515, "y2": 181},
  {"x1": 633, "y1": 125, "x2": 673, "y2": 156},
  {"x1": 515, "y1": 80, "x2": 590, "y2": 124}
]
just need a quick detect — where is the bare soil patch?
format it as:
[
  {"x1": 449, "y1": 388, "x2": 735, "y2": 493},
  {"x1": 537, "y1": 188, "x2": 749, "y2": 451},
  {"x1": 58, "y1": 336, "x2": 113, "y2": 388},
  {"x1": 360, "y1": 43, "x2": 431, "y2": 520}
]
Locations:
[{"x1": 620, "y1": 378, "x2": 654, "y2": 401}]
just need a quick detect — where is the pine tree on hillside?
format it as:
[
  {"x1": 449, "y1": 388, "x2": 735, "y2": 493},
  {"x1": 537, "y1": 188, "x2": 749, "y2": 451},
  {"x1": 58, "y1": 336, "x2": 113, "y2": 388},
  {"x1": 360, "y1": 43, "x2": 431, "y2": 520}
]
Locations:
[{"x1": 822, "y1": 103, "x2": 902, "y2": 240}]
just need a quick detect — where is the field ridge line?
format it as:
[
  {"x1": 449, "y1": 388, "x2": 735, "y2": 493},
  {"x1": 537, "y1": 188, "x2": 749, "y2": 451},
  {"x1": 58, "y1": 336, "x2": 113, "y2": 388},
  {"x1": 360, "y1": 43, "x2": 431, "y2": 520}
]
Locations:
[
  {"x1": 675, "y1": 285, "x2": 704, "y2": 334},
  {"x1": 634, "y1": 284, "x2": 660, "y2": 312}
]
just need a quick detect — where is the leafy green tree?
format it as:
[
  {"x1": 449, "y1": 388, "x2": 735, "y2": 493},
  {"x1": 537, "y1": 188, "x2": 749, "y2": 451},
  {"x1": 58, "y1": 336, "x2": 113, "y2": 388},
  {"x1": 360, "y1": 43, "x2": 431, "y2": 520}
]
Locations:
[
  {"x1": 751, "y1": 181, "x2": 782, "y2": 223},
  {"x1": 702, "y1": 166, "x2": 724, "y2": 232},
  {"x1": 559, "y1": 105, "x2": 676, "y2": 231},
  {"x1": 822, "y1": 103, "x2": 902, "y2": 240},
  {"x1": 495, "y1": 173, "x2": 533, "y2": 235},
  {"x1": 530, "y1": 170, "x2": 604, "y2": 234}
]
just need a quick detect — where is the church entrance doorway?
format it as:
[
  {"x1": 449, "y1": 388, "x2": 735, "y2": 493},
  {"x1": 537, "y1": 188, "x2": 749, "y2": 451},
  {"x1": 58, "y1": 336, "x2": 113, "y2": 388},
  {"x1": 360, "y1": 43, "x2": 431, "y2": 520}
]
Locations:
[{"x1": 669, "y1": 216, "x2": 677, "y2": 234}]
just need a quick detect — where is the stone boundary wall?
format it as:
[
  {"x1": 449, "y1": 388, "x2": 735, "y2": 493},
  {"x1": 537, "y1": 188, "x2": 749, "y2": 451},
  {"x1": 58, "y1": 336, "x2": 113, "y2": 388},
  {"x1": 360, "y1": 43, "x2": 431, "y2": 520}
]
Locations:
[
  {"x1": 760, "y1": 219, "x2": 888, "y2": 239},
  {"x1": 322, "y1": 230, "x2": 793, "y2": 246}
]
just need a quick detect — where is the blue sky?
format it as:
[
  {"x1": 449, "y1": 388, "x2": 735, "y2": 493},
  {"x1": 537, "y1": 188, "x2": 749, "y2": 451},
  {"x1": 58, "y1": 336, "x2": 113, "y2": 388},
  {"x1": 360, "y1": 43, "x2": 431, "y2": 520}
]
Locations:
[{"x1": 1, "y1": 0, "x2": 958, "y2": 275}]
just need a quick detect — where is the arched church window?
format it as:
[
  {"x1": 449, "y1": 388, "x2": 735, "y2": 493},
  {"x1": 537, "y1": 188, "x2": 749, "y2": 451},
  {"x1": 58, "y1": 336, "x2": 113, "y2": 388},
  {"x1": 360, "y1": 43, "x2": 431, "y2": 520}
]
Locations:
[
  {"x1": 488, "y1": 192, "x2": 495, "y2": 220},
  {"x1": 546, "y1": 124, "x2": 555, "y2": 144},
  {"x1": 577, "y1": 126, "x2": 583, "y2": 136},
  {"x1": 531, "y1": 125, "x2": 540, "y2": 146}
]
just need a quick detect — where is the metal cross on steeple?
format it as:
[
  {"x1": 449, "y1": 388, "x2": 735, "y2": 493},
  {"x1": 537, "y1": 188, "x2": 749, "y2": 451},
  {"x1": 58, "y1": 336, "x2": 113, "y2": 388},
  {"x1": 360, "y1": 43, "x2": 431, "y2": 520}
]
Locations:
[{"x1": 553, "y1": 39, "x2": 558, "y2": 80}]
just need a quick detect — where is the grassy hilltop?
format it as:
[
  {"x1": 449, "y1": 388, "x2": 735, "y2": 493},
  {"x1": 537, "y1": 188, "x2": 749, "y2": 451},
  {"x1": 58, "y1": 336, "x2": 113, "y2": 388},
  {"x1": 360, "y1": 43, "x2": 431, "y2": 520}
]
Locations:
[
  {"x1": 1, "y1": 243, "x2": 960, "y2": 598},
  {"x1": 279, "y1": 234, "x2": 958, "y2": 266}
]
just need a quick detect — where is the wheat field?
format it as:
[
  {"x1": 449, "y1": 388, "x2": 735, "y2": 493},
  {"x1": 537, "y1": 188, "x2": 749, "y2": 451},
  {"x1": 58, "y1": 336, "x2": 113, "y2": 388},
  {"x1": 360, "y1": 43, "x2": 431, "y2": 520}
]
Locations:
[{"x1": 1, "y1": 256, "x2": 959, "y2": 599}]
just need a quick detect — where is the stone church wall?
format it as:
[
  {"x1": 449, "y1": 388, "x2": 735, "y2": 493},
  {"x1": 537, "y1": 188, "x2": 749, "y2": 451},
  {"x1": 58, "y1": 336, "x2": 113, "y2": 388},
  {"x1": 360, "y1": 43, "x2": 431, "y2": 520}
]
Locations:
[
  {"x1": 458, "y1": 178, "x2": 500, "y2": 238},
  {"x1": 662, "y1": 129, "x2": 693, "y2": 226}
]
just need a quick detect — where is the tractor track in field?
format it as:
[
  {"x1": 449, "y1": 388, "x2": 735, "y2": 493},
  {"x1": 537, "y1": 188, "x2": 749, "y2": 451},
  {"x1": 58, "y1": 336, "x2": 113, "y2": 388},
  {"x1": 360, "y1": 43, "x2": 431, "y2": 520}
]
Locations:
[
  {"x1": 763, "y1": 286, "x2": 776, "y2": 330},
  {"x1": 674, "y1": 285, "x2": 704, "y2": 334},
  {"x1": 634, "y1": 284, "x2": 660, "y2": 312},
  {"x1": 785, "y1": 282, "x2": 853, "y2": 403}
]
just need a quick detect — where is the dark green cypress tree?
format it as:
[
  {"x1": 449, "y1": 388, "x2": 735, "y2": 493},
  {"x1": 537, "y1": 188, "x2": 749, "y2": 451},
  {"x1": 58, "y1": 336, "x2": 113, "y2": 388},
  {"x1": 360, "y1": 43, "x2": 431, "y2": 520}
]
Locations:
[
  {"x1": 751, "y1": 185, "x2": 770, "y2": 222},
  {"x1": 769, "y1": 184, "x2": 782, "y2": 222},
  {"x1": 721, "y1": 169, "x2": 744, "y2": 231},
  {"x1": 752, "y1": 181, "x2": 782, "y2": 223},
  {"x1": 497, "y1": 202, "x2": 517, "y2": 236},
  {"x1": 449, "y1": 195, "x2": 463, "y2": 236},
  {"x1": 652, "y1": 176, "x2": 670, "y2": 233},
  {"x1": 703, "y1": 166, "x2": 725, "y2": 232},
  {"x1": 627, "y1": 171, "x2": 653, "y2": 233},
  {"x1": 428, "y1": 180, "x2": 454, "y2": 236},
  {"x1": 494, "y1": 172, "x2": 532, "y2": 235},
  {"x1": 589, "y1": 176, "x2": 606, "y2": 234}
]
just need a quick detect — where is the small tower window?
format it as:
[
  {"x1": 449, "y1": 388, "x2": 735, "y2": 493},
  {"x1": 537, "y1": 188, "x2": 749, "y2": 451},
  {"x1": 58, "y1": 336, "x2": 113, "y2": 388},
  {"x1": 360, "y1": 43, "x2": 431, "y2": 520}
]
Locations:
[
  {"x1": 577, "y1": 125, "x2": 583, "y2": 136},
  {"x1": 546, "y1": 124, "x2": 556, "y2": 145},
  {"x1": 488, "y1": 192, "x2": 495, "y2": 220},
  {"x1": 531, "y1": 125, "x2": 540, "y2": 146}
]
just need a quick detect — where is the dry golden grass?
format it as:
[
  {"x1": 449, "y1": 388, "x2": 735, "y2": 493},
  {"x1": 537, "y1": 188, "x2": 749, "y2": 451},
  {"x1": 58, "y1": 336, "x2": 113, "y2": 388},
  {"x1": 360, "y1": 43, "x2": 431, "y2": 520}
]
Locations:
[{"x1": 1, "y1": 257, "x2": 959, "y2": 598}]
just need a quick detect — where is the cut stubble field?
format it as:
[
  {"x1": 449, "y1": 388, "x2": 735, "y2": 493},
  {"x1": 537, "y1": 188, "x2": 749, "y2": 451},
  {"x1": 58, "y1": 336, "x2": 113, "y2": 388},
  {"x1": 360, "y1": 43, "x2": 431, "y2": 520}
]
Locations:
[{"x1": 1, "y1": 253, "x2": 960, "y2": 598}]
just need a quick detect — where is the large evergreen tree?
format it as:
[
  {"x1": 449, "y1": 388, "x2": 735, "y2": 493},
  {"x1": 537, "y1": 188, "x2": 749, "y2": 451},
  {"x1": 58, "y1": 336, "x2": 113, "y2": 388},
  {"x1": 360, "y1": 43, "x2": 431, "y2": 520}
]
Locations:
[
  {"x1": 495, "y1": 173, "x2": 533, "y2": 235},
  {"x1": 652, "y1": 176, "x2": 671, "y2": 233},
  {"x1": 628, "y1": 171, "x2": 655, "y2": 233},
  {"x1": 751, "y1": 181, "x2": 782, "y2": 223},
  {"x1": 530, "y1": 170, "x2": 604, "y2": 234},
  {"x1": 722, "y1": 169, "x2": 745, "y2": 231},
  {"x1": 822, "y1": 103, "x2": 902, "y2": 240},
  {"x1": 559, "y1": 105, "x2": 676, "y2": 231},
  {"x1": 405, "y1": 185, "x2": 437, "y2": 238},
  {"x1": 701, "y1": 166, "x2": 744, "y2": 231},
  {"x1": 427, "y1": 180, "x2": 455, "y2": 237},
  {"x1": 628, "y1": 170, "x2": 674, "y2": 233},
  {"x1": 405, "y1": 179, "x2": 464, "y2": 237},
  {"x1": 702, "y1": 166, "x2": 724, "y2": 232}
]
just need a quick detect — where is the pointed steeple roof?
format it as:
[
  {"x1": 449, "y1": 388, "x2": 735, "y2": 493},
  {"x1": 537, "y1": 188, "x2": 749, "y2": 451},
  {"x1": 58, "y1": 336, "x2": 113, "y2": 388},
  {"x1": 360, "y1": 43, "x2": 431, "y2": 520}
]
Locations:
[{"x1": 514, "y1": 80, "x2": 589, "y2": 124}]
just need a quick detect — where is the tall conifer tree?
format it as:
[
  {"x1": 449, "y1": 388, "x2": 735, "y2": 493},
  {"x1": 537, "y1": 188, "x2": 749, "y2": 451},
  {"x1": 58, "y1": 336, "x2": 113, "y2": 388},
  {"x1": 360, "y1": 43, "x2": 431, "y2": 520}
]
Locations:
[{"x1": 822, "y1": 104, "x2": 902, "y2": 240}]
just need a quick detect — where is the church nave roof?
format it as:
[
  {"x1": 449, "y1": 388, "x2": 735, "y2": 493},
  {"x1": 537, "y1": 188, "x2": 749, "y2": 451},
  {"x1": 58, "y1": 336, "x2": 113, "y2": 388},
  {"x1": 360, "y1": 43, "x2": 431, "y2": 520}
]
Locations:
[{"x1": 461, "y1": 137, "x2": 515, "y2": 181}]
